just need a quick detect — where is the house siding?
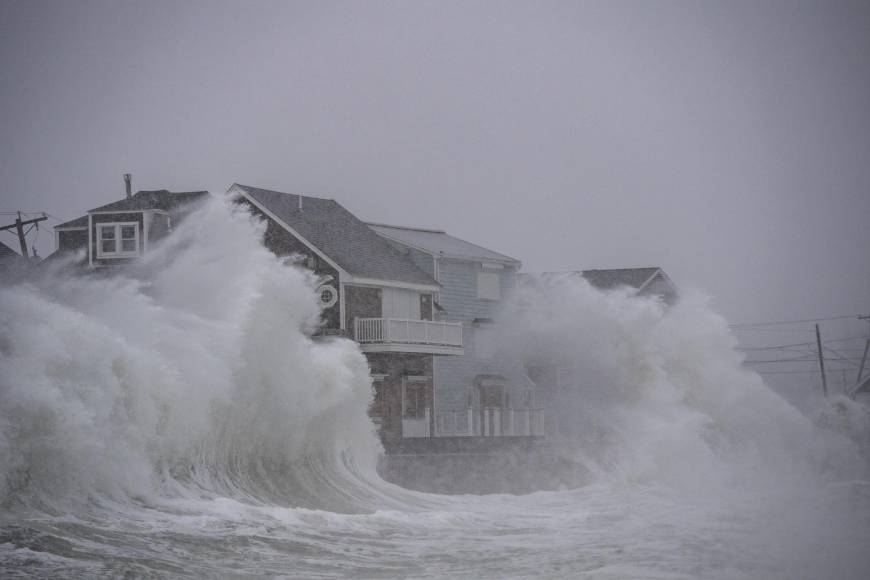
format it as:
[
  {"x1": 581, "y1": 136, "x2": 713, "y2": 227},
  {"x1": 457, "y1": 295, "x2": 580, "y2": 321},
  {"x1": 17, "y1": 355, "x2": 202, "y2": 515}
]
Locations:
[
  {"x1": 57, "y1": 229, "x2": 88, "y2": 254},
  {"x1": 433, "y1": 258, "x2": 527, "y2": 414}
]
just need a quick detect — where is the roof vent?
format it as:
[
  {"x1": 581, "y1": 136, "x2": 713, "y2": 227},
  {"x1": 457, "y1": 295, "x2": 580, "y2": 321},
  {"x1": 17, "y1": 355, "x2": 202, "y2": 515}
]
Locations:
[
  {"x1": 298, "y1": 194, "x2": 303, "y2": 211},
  {"x1": 123, "y1": 173, "x2": 132, "y2": 199}
]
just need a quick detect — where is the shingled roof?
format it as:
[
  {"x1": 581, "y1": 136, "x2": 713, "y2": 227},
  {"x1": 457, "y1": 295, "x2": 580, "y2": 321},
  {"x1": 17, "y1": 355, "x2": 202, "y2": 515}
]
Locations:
[
  {"x1": 367, "y1": 223, "x2": 520, "y2": 265},
  {"x1": 0, "y1": 240, "x2": 20, "y2": 259},
  {"x1": 89, "y1": 190, "x2": 209, "y2": 213},
  {"x1": 54, "y1": 215, "x2": 89, "y2": 229},
  {"x1": 231, "y1": 184, "x2": 439, "y2": 288},
  {"x1": 580, "y1": 268, "x2": 662, "y2": 291}
]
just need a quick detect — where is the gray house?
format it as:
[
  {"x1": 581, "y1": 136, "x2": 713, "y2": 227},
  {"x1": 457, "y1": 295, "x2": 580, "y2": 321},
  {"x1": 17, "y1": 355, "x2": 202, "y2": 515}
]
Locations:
[
  {"x1": 229, "y1": 185, "x2": 465, "y2": 443},
  {"x1": 51, "y1": 178, "x2": 208, "y2": 266},
  {"x1": 536, "y1": 267, "x2": 679, "y2": 305},
  {"x1": 369, "y1": 223, "x2": 542, "y2": 438}
]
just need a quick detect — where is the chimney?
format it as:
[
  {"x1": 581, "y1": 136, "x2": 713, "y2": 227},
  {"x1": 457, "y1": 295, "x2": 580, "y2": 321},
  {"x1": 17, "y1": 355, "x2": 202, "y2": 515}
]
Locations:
[{"x1": 123, "y1": 173, "x2": 132, "y2": 199}]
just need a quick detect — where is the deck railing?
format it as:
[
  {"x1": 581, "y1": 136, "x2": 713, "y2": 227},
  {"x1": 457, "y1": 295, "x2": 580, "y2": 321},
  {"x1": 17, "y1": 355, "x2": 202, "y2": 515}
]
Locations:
[
  {"x1": 354, "y1": 318, "x2": 463, "y2": 347},
  {"x1": 434, "y1": 408, "x2": 545, "y2": 437}
]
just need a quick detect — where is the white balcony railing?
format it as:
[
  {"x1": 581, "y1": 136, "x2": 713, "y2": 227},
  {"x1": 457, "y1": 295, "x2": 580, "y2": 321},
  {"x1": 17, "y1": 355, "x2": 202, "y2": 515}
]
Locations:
[
  {"x1": 434, "y1": 408, "x2": 545, "y2": 437},
  {"x1": 354, "y1": 318, "x2": 463, "y2": 347}
]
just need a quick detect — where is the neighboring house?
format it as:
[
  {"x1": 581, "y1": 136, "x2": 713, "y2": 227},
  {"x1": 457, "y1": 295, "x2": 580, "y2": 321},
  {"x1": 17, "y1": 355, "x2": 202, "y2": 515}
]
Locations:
[
  {"x1": 0, "y1": 240, "x2": 22, "y2": 272},
  {"x1": 52, "y1": 179, "x2": 208, "y2": 266},
  {"x1": 368, "y1": 223, "x2": 543, "y2": 438},
  {"x1": 536, "y1": 267, "x2": 679, "y2": 305},
  {"x1": 520, "y1": 266, "x2": 678, "y2": 443},
  {"x1": 229, "y1": 184, "x2": 464, "y2": 443}
]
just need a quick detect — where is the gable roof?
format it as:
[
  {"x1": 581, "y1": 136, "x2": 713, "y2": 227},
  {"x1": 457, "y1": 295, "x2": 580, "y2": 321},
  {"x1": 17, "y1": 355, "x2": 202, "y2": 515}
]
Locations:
[
  {"x1": 580, "y1": 268, "x2": 662, "y2": 291},
  {"x1": 526, "y1": 267, "x2": 677, "y2": 303},
  {"x1": 0, "y1": 240, "x2": 20, "y2": 259},
  {"x1": 853, "y1": 372, "x2": 870, "y2": 397},
  {"x1": 54, "y1": 215, "x2": 89, "y2": 229},
  {"x1": 89, "y1": 190, "x2": 209, "y2": 213},
  {"x1": 231, "y1": 184, "x2": 439, "y2": 289},
  {"x1": 367, "y1": 223, "x2": 521, "y2": 266}
]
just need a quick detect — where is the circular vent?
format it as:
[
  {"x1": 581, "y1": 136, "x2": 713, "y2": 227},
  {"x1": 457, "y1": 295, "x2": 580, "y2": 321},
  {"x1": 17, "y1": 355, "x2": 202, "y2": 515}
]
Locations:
[{"x1": 317, "y1": 284, "x2": 338, "y2": 308}]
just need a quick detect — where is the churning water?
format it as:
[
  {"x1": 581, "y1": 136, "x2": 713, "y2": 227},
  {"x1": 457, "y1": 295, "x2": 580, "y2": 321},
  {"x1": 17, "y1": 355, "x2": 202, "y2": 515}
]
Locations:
[{"x1": 1, "y1": 198, "x2": 868, "y2": 579}]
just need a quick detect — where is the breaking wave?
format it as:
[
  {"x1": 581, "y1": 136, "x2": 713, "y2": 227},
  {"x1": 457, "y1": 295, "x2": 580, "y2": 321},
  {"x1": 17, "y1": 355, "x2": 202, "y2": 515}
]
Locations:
[
  {"x1": 0, "y1": 197, "x2": 412, "y2": 517},
  {"x1": 0, "y1": 196, "x2": 867, "y2": 578}
]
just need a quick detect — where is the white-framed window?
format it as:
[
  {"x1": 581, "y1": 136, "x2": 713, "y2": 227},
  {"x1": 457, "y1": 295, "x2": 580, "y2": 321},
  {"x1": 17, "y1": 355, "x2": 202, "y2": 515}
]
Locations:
[
  {"x1": 402, "y1": 376, "x2": 429, "y2": 419},
  {"x1": 96, "y1": 222, "x2": 139, "y2": 258},
  {"x1": 477, "y1": 271, "x2": 500, "y2": 300}
]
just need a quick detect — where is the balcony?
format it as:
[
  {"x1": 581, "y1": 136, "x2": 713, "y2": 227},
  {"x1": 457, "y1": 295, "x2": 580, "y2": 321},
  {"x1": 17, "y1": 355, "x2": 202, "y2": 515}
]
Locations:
[{"x1": 354, "y1": 317, "x2": 464, "y2": 355}]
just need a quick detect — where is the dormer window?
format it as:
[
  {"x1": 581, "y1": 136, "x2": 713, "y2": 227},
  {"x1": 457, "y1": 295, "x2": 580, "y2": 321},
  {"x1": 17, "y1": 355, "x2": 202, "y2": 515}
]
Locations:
[{"x1": 97, "y1": 222, "x2": 139, "y2": 258}]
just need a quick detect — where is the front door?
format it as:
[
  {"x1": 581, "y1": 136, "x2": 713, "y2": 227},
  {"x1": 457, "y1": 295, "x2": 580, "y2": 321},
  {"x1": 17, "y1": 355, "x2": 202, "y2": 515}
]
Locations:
[{"x1": 478, "y1": 380, "x2": 506, "y2": 436}]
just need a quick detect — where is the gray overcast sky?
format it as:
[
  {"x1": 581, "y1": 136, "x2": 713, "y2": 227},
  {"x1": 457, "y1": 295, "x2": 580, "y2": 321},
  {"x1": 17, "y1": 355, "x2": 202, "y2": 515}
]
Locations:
[{"x1": 2, "y1": 0, "x2": 868, "y2": 327}]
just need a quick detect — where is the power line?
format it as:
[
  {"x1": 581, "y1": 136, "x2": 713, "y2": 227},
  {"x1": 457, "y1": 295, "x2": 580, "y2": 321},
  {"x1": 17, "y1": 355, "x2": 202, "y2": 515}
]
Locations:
[
  {"x1": 755, "y1": 370, "x2": 826, "y2": 375},
  {"x1": 737, "y1": 341, "x2": 813, "y2": 351},
  {"x1": 730, "y1": 314, "x2": 866, "y2": 328}
]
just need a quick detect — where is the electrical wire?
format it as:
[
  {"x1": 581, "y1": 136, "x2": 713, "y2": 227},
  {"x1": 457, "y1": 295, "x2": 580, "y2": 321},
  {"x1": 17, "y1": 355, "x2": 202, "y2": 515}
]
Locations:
[{"x1": 730, "y1": 314, "x2": 866, "y2": 328}]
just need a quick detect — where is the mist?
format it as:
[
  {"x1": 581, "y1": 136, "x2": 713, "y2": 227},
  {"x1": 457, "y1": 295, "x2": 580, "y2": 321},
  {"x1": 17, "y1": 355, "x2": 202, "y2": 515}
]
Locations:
[{"x1": 2, "y1": 1, "x2": 869, "y2": 578}]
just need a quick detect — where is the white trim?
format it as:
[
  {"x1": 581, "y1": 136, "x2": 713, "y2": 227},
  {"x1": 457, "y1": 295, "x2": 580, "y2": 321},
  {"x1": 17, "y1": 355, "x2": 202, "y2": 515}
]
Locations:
[
  {"x1": 229, "y1": 185, "x2": 350, "y2": 278},
  {"x1": 635, "y1": 268, "x2": 662, "y2": 292},
  {"x1": 637, "y1": 268, "x2": 678, "y2": 297},
  {"x1": 143, "y1": 211, "x2": 152, "y2": 254},
  {"x1": 95, "y1": 222, "x2": 140, "y2": 259},
  {"x1": 54, "y1": 226, "x2": 87, "y2": 231},
  {"x1": 87, "y1": 209, "x2": 169, "y2": 216},
  {"x1": 349, "y1": 277, "x2": 439, "y2": 293},
  {"x1": 339, "y1": 280, "x2": 346, "y2": 330},
  {"x1": 87, "y1": 214, "x2": 93, "y2": 267}
]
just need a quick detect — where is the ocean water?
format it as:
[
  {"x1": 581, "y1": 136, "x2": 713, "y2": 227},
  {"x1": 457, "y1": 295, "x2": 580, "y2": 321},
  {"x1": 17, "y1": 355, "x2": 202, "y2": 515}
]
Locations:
[{"x1": 1, "y1": 198, "x2": 868, "y2": 579}]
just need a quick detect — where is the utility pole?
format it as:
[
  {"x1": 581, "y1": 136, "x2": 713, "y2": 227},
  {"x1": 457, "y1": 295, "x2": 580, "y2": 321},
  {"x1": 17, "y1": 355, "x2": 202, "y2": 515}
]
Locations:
[
  {"x1": 815, "y1": 323, "x2": 828, "y2": 398},
  {"x1": 0, "y1": 211, "x2": 48, "y2": 258},
  {"x1": 855, "y1": 315, "x2": 870, "y2": 392}
]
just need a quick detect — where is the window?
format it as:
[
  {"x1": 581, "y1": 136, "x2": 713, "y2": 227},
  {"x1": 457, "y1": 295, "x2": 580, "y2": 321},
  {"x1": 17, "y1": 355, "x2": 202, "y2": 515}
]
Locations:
[
  {"x1": 382, "y1": 287, "x2": 420, "y2": 319},
  {"x1": 477, "y1": 271, "x2": 500, "y2": 300},
  {"x1": 96, "y1": 222, "x2": 139, "y2": 258},
  {"x1": 370, "y1": 375, "x2": 386, "y2": 419},
  {"x1": 403, "y1": 376, "x2": 429, "y2": 419}
]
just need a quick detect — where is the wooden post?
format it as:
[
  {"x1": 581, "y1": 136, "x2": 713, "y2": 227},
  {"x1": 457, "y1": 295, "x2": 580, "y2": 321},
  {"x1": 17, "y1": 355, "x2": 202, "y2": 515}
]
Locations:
[
  {"x1": 815, "y1": 324, "x2": 828, "y2": 398},
  {"x1": 856, "y1": 339, "x2": 869, "y2": 389},
  {"x1": 0, "y1": 212, "x2": 48, "y2": 258}
]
